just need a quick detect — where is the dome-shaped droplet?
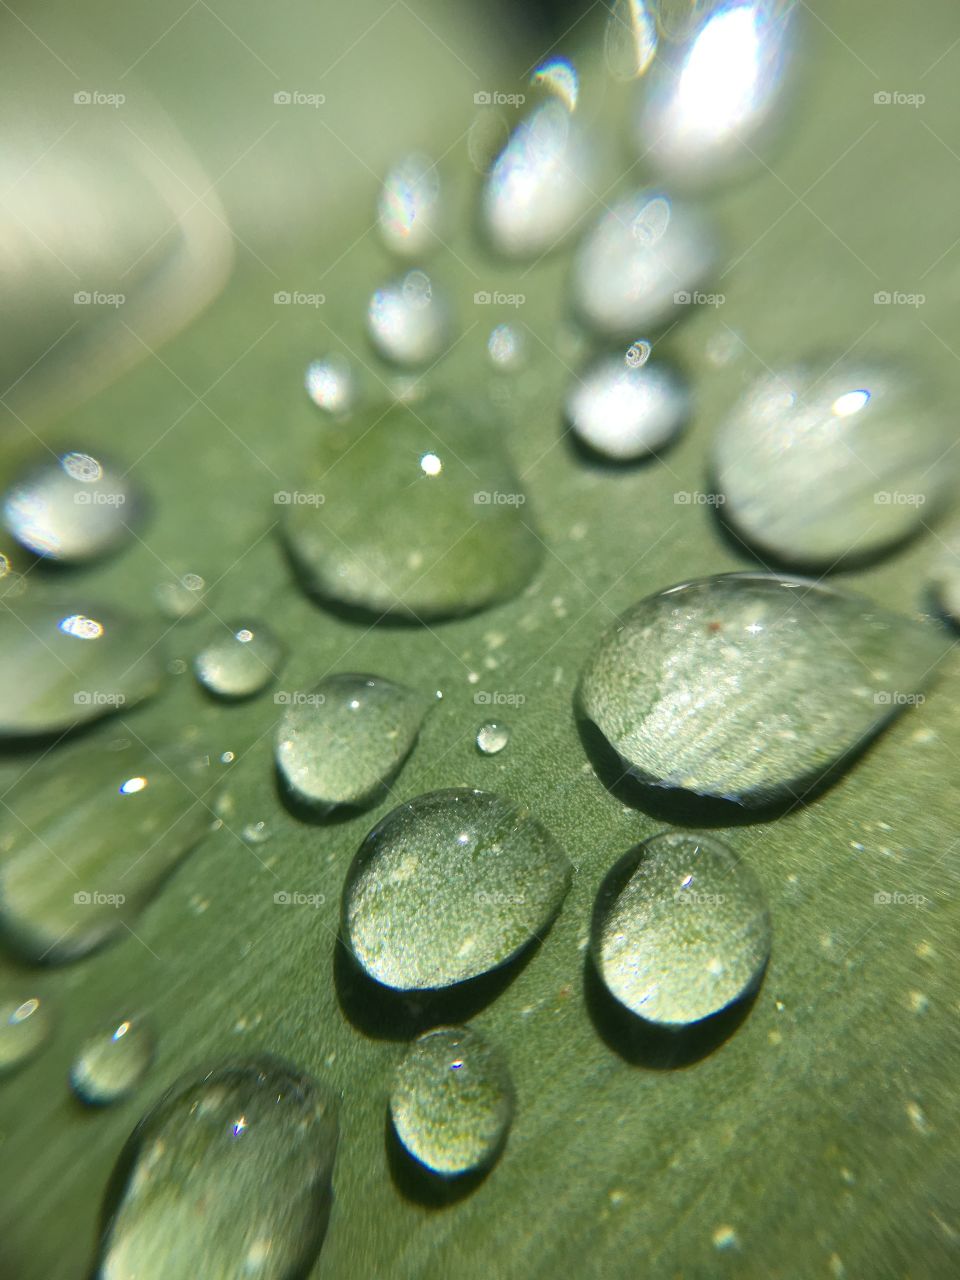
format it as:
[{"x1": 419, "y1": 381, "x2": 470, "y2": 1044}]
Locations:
[
  {"x1": 605, "y1": 0, "x2": 659, "y2": 80},
  {"x1": 592, "y1": 831, "x2": 771, "y2": 1025},
  {"x1": 476, "y1": 722, "x2": 510, "y2": 755},
  {"x1": 571, "y1": 189, "x2": 717, "y2": 334},
  {"x1": 566, "y1": 352, "x2": 690, "y2": 460},
  {"x1": 305, "y1": 355, "x2": 354, "y2": 415},
  {"x1": 2, "y1": 450, "x2": 140, "y2": 562},
  {"x1": 0, "y1": 598, "x2": 164, "y2": 737},
  {"x1": 0, "y1": 736, "x2": 221, "y2": 963},
  {"x1": 487, "y1": 323, "x2": 525, "y2": 371},
  {"x1": 367, "y1": 270, "x2": 452, "y2": 367},
  {"x1": 194, "y1": 622, "x2": 285, "y2": 700},
  {"x1": 70, "y1": 1016, "x2": 155, "y2": 1105},
  {"x1": 712, "y1": 361, "x2": 954, "y2": 566},
  {"x1": 342, "y1": 788, "x2": 571, "y2": 990},
  {"x1": 578, "y1": 572, "x2": 949, "y2": 805},
  {"x1": 96, "y1": 1056, "x2": 339, "y2": 1280},
  {"x1": 0, "y1": 994, "x2": 51, "y2": 1076},
  {"x1": 390, "y1": 1026, "x2": 514, "y2": 1176},
  {"x1": 378, "y1": 153, "x2": 442, "y2": 258},
  {"x1": 281, "y1": 396, "x2": 541, "y2": 619},
  {"x1": 275, "y1": 673, "x2": 430, "y2": 810},
  {"x1": 154, "y1": 572, "x2": 209, "y2": 621}
]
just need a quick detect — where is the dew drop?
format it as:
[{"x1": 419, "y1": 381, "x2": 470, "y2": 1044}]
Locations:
[
  {"x1": 487, "y1": 323, "x2": 525, "y2": 371},
  {"x1": 70, "y1": 1016, "x2": 155, "y2": 1105},
  {"x1": 566, "y1": 352, "x2": 690, "y2": 460},
  {"x1": 476, "y1": 722, "x2": 510, "y2": 755},
  {"x1": 530, "y1": 56, "x2": 579, "y2": 112},
  {"x1": 154, "y1": 573, "x2": 208, "y2": 621},
  {"x1": 605, "y1": 0, "x2": 659, "y2": 80},
  {"x1": 241, "y1": 821, "x2": 271, "y2": 845},
  {"x1": 367, "y1": 270, "x2": 452, "y2": 367},
  {"x1": 378, "y1": 153, "x2": 442, "y2": 258},
  {"x1": 305, "y1": 355, "x2": 354, "y2": 415},
  {"x1": 194, "y1": 622, "x2": 285, "y2": 700},
  {"x1": 0, "y1": 994, "x2": 51, "y2": 1077}
]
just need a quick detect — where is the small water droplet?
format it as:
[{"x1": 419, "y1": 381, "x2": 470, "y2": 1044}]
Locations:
[
  {"x1": 476, "y1": 722, "x2": 510, "y2": 755},
  {"x1": 341, "y1": 788, "x2": 571, "y2": 990},
  {"x1": 567, "y1": 352, "x2": 690, "y2": 460},
  {"x1": 194, "y1": 622, "x2": 285, "y2": 700},
  {"x1": 390, "y1": 1026, "x2": 514, "y2": 1175},
  {"x1": 378, "y1": 153, "x2": 442, "y2": 258},
  {"x1": 605, "y1": 0, "x2": 659, "y2": 80},
  {"x1": 367, "y1": 270, "x2": 452, "y2": 367},
  {"x1": 70, "y1": 1016, "x2": 155, "y2": 1105},
  {"x1": 154, "y1": 573, "x2": 208, "y2": 621},
  {"x1": 487, "y1": 323, "x2": 525, "y2": 371},
  {"x1": 305, "y1": 355, "x2": 354, "y2": 415},
  {"x1": 530, "y1": 56, "x2": 579, "y2": 112},
  {"x1": 241, "y1": 821, "x2": 271, "y2": 845},
  {"x1": 0, "y1": 994, "x2": 51, "y2": 1076}
]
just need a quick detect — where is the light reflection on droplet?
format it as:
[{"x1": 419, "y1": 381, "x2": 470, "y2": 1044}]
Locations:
[
  {"x1": 305, "y1": 355, "x2": 354, "y2": 415},
  {"x1": 531, "y1": 56, "x2": 579, "y2": 112},
  {"x1": 59, "y1": 614, "x2": 104, "y2": 640},
  {"x1": 605, "y1": 0, "x2": 659, "y2": 80},
  {"x1": 420, "y1": 452, "x2": 443, "y2": 477},
  {"x1": 119, "y1": 776, "x2": 148, "y2": 795},
  {"x1": 378, "y1": 153, "x2": 442, "y2": 258}
]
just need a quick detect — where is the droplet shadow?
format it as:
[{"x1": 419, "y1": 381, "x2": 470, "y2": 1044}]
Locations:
[
  {"x1": 384, "y1": 1110, "x2": 495, "y2": 1208},
  {"x1": 273, "y1": 764, "x2": 377, "y2": 828}
]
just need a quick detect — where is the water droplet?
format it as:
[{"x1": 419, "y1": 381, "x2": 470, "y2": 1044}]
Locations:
[
  {"x1": 487, "y1": 323, "x2": 525, "y2": 371},
  {"x1": 2, "y1": 450, "x2": 139, "y2": 562},
  {"x1": 476, "y1": 722, "x2": 510, "y2": 755},
  {"x1": 241, "y1": 821, "x2": 271, "y2": 845},
  {"x1": 571, "y1": 189, "x2": 717, "y2": 334},
  {"x1": 342, "y1": 788, "x2": 571, "y2": 990},
  {"x1": 194, "y1": 622, "x2": 285, "y2": 700},
  {"x1": 0, "y1": 994, "x2": 51, "y2": 1077},
  {"x1": 592, "y1": 830, "x2": 771, "y2": 1024},
  {"x1": 275, "y1": 673, "x2": 430, "y2": 811},
  {"x1": 566, "y1": 352, "x2": 690, "y2": 460},
  {"x1": 154, "y1": 573, "x2": 208, "y2": 620},
  {"x1": 0, "y1": 597, "x2": 164, "y2": 737},
  {"x1": 367, "y1": 270, "x2": 452, "y2": 367},
  {"x1": 96, "y1": 1056, "x2": 339, "y2": 1280},
  {"x1": 305, "y1": 355, "x2": 354, "y2": 415},
  {"x1": 530, "y1": 56, "x2": 580, "y2": 112},
  {"x1": 70, "y1": 1016, "x2": 155, "y2": 1105},
  {"x1": 928, "y1": 529, "x2": 960, "y2": 623},
  {"x1": 625, "y1": 340, "x2": 652, "y2": 368},
  {"x1": 605, "y1": 0, "x2": 659, "y2": 80},
  {"x1": 378, "y1": 153, "x2": 442, "y2": 258},
  {"x1": 713, "y1": 362, "x2": 954, "y2": 566},
  {"x1": 0, "y1": 736, "x2": 221, "y2": 963},
  {"x1": 390, "y1": 1026, "x2": 514, "y2": 1175},
  {"x1": 281, "y1": 396, "x2": 541, "y2": 619},
  {"x1": 578, "y1": 572, "x2": 949, "y2": 804}
]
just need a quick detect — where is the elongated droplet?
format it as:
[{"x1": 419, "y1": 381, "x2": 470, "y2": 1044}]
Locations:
[
  {"x1": 713, "y1": 362, "x2": 954, "y2": 566},
  {"x1": 476, "y1": 722, "x2": 510, "y2": 755},
  {"x1": 0, "y1": 598, "x2": 164, "y2": 737},
  {"x1": 305, "y1": 355, "x2": 354, "y2": 415},
  {"x1": 390, "y1": 1026, "x2": 514, "y2": 1176},
  {"x1": 0, "y1": 736, "x2": 221, "y2": 963},
  {"x1": 281, "y1": 396, "x2": 541, "y2": 619},
  {"x1": 194, "y1": 623, "x2": 285, "y2": 700},
  {"x1": 3, "y1": 450, "x2": 140, "y2": 562},
  {"x1": 592, "y1": 831, "x2": 771, "y2": 1025},
  {"x1": 567, "y1": 352, "x2": 690, "y2": 460},
  {"x1": 70, "y1": 1016, "x2": 155, "y2": 1105},
  {"x1": 0, "y1": 994, "x2": 51, "y2": 1076},
  {"x1": 342, "y1": 788, "x2": 571, "y2": 990},
  {"x1": 378, "y1": 153, "x2": 442, "y2": 258},
  {"x1": 275, "y1": 673, "x2": 430, "y2": 810},
  {"x1": 605, "y1": 0, "x2": 659, "y2": 80},
  {"x1": 571, "y1": 189, "x2": 717, "y2": 334},
  {"x1": 578, "y1": 572, "x2": 949, "y2": 805},
  {"x1": 367, "y1": 270, "x2": 452, "y2": 367},
  {"x1": 96, "y1": 1056, "x2": 339, "y2": 1280}
]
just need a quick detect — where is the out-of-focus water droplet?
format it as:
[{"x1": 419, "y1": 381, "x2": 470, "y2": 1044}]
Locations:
[
  {"x1": 605, "y1": 0, "x2": 659, "y2": 80},
  {"x1": 0, "y1": 994, "x2": 51, "y2": 1076},
  {"x1": 467, "y1": 110, "x2": 511, "y2": 174},
  {"x1": 96, "y1": 1056, "x2": 339, "y2": 1280},
  {"x1": 625, "y1": 339, "x2": 652, "y2": 368},
  {"x1": 390, "y1": 1026, "x2": 514, "y2": 1176},
  {"x1": 482, "y1": 100, "x2": 595, "y2": 258},
  {"x1": 367, "y1": 270, "x2": 452, "y2": 367},
  {"x1": 0, "y1": 598, "x2": 164, "y2": 737},
  {"x1": 476, "y1": 722, "x2": 510, "y2": 755},
  {"x1": 531, "y1": 56, "x2": 580, "y2": 112},
  {"x1": 194, "y1": 622, "x2": 285, "y2": 700},
  {"x1": 928, "y1": 529, "x2": 960, "y2": 624},
  {"x1": 241, "y1": 821, "x2": 271, "y2": 845},
  {"x1": 305, "y1": 355, "x2": 354, "y2": 415},
  {"x1": 281, "y1": 396, "x2": 541, "y2": 619},
  {"x1": 656, "y1": 0, "x2": 711, "y2": 42},
  {"x1": 2, "y1": 450, "x2": 140, "y2": 563},
  {"x1": 566, "y1": 352, "x2": 690, "y2": 460},
  {"x1": 70, "y1": 1016, "x2": 155, "y2": 1105},
  {"x1": 0, "y1": 549, "x2": 28, "y2": 602},
  {"x1": 0, "y1": 736, "x2": 221, "y2": 963},
  {"x1": 154, "y1": 573, "x2": 208, "y2": 621},
  {"x1": 487, "y1": 323, "x2": 525, "y2": 371},
  {"x1": 342, "y1": 788, "x2": 571, "y2": 990},
  {"x1": 276, "y1": 673, "x2": 430, "y2": 811},
  {"x1": 713, "y1": 361, "x2": 954, "y2": 566},
  {"x1": 578, "y1": 572, "x2": 949, "y2": 805},
  {"x1": 378, "y1": 153, "x2": 442, "y2": 258},
  {"x1": 592, "y1": 830, "x2": 771, "y2": 1024},
  {"x1": 572, "y1": 189, "x2": 717, "y2": 334}
]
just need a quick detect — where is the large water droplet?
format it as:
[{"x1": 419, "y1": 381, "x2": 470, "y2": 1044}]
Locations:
[
  {"x1": 571, "y1": 189, "x2": 717, "y2": 334},
  {"x1": 96, "y1": 1056, "x2": 339, "y2": 1280},
  {"x1": 2, "y1": 450, "x2": 140, "y2": 562},
  {"x1": 566, "y1": 351, "x2": 690, "y2": 460},
  {"x1": 342, "y1": 788, "x2": 571, "y2": 990},
  {"x1": 592, "y1": 831, "x2": 771, "y2": 1025},
  {"x1": 390, "y1": 1025, "x2": 514, "y2": 1176},
  {"x1": 0, "y1": 736, "x2": 220, "y2": 963},
  {"x1": 281, "y1": 396, "x2": 541, "y2": 619},
  {"x1": 367, "y1": 270, "x2": 452, "y2": 367},
  {"x1": 476, "y1": 722, "x2": 510, "y2": 755},
  {"x1": 578, "y1": 572, "x2": 949, "y2": 805},
  {"x1": 0, "y1": 598, "x2": 164, "y2": 737},
  {"x1": 713, "y1": 361, "x2": 954, "y2": 566},
  {"x1": 70, "y1": 1016, "x2": 155, "y2": 1105},
  {"x1": 378, "y1": 153, "x2": 442, "y2": 258},
  {"x1": 305, "y1": 355, "x2": 354, "y2": 415},
  {"x1": 194, "y1": 623, "x2": 285, "y2": 700},
  {"x1": 605, "y1": 0, "x2": 659, "y2": 80},
  {"x1": 275, "y1": 674, "x2": 430, "y2": 811},
  {"x1": 0, "y1": 994, "x2": 51, "y2": 1076}
]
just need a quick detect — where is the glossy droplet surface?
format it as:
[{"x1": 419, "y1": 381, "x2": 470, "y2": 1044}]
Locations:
[
  {"x1": 0, "y1": 736, "x2": 220, "y2": 963},
  {"x1": 194, "y1": 623, "x2": 285, "y2": 700},
  {"x1": 572, "y1": 189, "x2": 717, "y2": 334},
  {"x1": 578, "y1": 572, "x2": 949, "y2": 804},
  {"x1": 342, "y1": 788, "x2": 571, "y2": 990},
  {"x1": 605, "y1": 0, "x2": 659, "y2": 80},
  {"x1": 70, "y1": 1016, "x2": 155, "y2": 1105},
  {"x1": 713, "y1": 362, "x2": 954, "y2": 565},
  {"x1": 567, "y1": 353, "x2": 690, "y2": 460},
  {"x1": 476, "y1": 722, "x2": 510, "y2": 755},
  {"x1": 378, "y1": 153, "x2": 442, "y2": 258},
  {"x1": 0, "y1": 994, "x2": 51, "y2": 1076},
  {"x1": 281, "y1": 396, "x2": 541, "y2": 619},
  {"x1": 305, "y1": 356, "x2": 354, "y2": 415},
  {"x1": 3, "y1": 450, "x2": 140, "y2": 562},
  {"x1": 592, "y1": 831, "x2": 771, "y2": 1025},
  {"x1": 530, "y1": 57, "x2": 580, "y2": 112},
  {"x1": 367, "y1": 270, "x2": 451, "y2": 367},
  {"x1": 390, "y1": 1026, "x2": 514, "y2": 1176},
  {"x1": 0, "y1": 598, "x2": 164, "y2": 737},
  {"x1": 96, "y1": 1056, "x2": 339, "y2": 1280},
  {"x1": 275, "y1": 673, "x2": 430, "y2": 810}
]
